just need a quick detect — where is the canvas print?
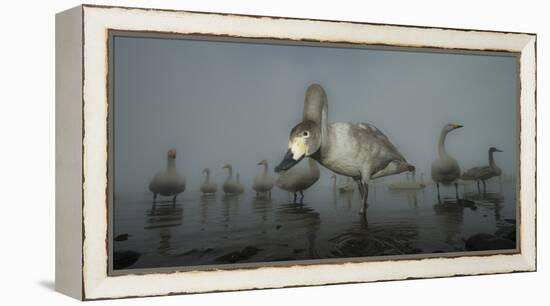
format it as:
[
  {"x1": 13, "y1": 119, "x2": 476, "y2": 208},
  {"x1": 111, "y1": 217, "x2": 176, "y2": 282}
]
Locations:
[{"x1": 110, "y1": 33, "x2": 518, "y2": 271}]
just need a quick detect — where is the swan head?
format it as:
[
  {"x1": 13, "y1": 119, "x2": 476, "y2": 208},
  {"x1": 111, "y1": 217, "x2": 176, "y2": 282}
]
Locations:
[
  {"x1": 222, "y1": 164, "x2": 232, "y2": 171},
  {"x1": 443, "y1": 123, "x2": 463, "y2": 133},
  {"x1": 167, "y1": 149, "x2": 177, "y2": 159},
  {"x1": 275, "y1": 120, "x2": 321, "y2": 173},
  {"x1": 257, "y1": 159, "x2": 268, "y2": 166},
  {"x1": 489, "y1": 147, "x2": 503, "y2": 153},
  {"x1": 202, "y1": 168, "x2": 210, "y2": 174}
]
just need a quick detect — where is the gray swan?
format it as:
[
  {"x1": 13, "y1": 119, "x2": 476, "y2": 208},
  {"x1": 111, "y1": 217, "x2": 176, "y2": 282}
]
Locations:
[
  {"x1": 461, "y1": 147, "x2": 502, "y2": 193},
  {"x1": 222, "y1": 164, "x2": 239, "y2": 195},
  {"x1": 430, "y1": 123, "x2": 463, "y2": 202},
  {"x1": 276, "y1": 158, "x2": 320, "y2": 203},
  {"x1": 253, "y1": 160, "x2": 275, "y2": 198},
  {"x1": 200, "y1": 168, "x2": 217, "y2": 195},
  {"x1": 275, "y1": 84, "x2": 414, "y2": 216},
  {"x1": 149, "y1": 149, "x2": 186, "y2": 203}
]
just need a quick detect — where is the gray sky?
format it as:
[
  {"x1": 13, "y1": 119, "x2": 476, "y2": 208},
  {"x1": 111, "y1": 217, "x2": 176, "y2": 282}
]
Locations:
[{"x1": 113, "y1": 36, "x2": 517, "y2": 194}]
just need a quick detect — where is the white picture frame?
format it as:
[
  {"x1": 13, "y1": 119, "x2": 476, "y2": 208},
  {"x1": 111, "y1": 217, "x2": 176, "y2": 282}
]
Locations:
[{"x1": 55, "y1": 4, "x2": 536, "y2": 300}]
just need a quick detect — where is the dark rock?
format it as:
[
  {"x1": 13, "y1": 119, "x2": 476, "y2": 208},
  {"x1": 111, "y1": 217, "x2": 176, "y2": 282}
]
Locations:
[
  {"x1": 240, "y1": 246, "x2": 260, "y2": 259},
  {"x1": 215, "y1": 251, "x2": 241, "y2": 263},
  {"x1": 114, "y1": 233, "x2": 129, "y2": 241},
  {"x1": 113, "y1": 250, "x2": 141, "y2": 269},
  {"x1": 465, "y1": 233, "x2": 516, "y2": 251},
  {"x1": 215, "y1": 246, "x2": 260, "y2": 263},
  {"x1": 293, "y1": 248, "x2": 306, "y2": 254}
]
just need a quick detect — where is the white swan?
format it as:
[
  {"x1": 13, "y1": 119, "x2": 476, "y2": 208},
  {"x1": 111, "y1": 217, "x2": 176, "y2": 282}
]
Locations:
[
  {"x1": 148, "y1": 149, "x2": 186, "y2": 203},
  {"x1": 253, "y1": 160, "x2": 274, "y2": 198},
  {"x1": 275, "y1": 84, "x2": 414, "y2": 215},
  {"x1": 222, "y1": 164, "x2": 239, "y2": 195},
  {"x1": 200, "y1": 168, "x2": 217, "y2": 195},
  {"x1": 276, "y1": 158, "x2": 320, "y2": 203},
  {"x1": 236, "y1": 172, "x2": 244, "y2": 194},
  {"x1": 431, "y1": 123, "x2": 463, "y2": 202},
  {"x1": 461, "y1": 147, "x2": 502, "y2": 193}
]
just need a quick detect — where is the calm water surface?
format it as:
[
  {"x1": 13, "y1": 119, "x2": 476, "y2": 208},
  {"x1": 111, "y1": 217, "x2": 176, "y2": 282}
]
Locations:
[{"x1": 113, "y1": 180, "x2": 516, "y2": 270}]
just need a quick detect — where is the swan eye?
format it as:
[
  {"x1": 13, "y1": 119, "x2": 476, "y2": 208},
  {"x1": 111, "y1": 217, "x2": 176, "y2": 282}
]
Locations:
[{"x1": 302, "y1": 131, "x2": 309, "y2": 137}]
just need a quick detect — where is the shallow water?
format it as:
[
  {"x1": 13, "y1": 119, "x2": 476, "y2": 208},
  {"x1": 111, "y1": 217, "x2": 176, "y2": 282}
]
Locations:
[{"x1": 113, "y1": 180, "x2": 516, "y2": 270}]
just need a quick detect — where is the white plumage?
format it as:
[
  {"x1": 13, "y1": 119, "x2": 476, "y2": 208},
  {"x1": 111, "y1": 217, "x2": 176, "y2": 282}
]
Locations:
[{"x1": 149, "y1": 149, "x2": 186, "y2": 202}]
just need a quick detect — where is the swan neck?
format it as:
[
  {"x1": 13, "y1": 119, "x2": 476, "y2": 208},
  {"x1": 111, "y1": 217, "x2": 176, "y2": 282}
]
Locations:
[
  {"x1": 167, "y1": 158, "x2": 176, "y2": 171},
  {"x1": 438, "y1": 130, "x2": 449, "y2": 158},
  {"x1": 303, "y1": 92, "x2": 328, "y2": 146},
  {"x1": 204, "y1": 171, "x2": 210, "y2": 183},
  {"x1": 263, "y1": 163, "x2": 268, "y2": 175},
  {"x1": 489, "y1": 151, "x2": 497, "y2": 168},
  {"x1": 226, "y1": 167, "x2": 232, "y2": 181}
]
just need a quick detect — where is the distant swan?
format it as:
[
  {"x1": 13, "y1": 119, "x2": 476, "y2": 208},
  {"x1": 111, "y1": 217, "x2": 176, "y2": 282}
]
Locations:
[
  {"x1": 338, "y1": 177, "x2": 356, "y2": 193},
  {"x1": 431, "y1": 123, "x2": 463, "y2": 202},
  {"x1": 461, "y1": 147, "x2": 503, "y2": 193},
  {"x1": 275, "y1": 84, "x2": 414, "y2": 215},
  {"x1": 253, "y1": 160, "x2": 274, "y2": 198},
  {"x1": 149, "y1": 149, "x2": 186, "y2": 203},
  {"x1": 236, "y1": 172, "x2": 244, "y2": 194},
  {"x1": 200, "y1": 168, "x2": 217, "y2": 195},
  {"x1": 222, "y1": 164, "x2": 239, "y2": 195},
  {"x1": 276, "y1": 158, "x2": 320, "y2": 203},
  {"x1": 388, "y1": 171, "x2": 426, "y2": 190}
]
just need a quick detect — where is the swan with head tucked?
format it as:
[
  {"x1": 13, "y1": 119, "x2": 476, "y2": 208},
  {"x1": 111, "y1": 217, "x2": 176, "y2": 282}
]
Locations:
[
  {"x1": 461, "y1": 147, "x2": 502, "y2": 193},
  {"x1": 236, "y1": 172, "x2": 244, "y2": 194},
  {"x1": 276, "y1": 158, "x2": 320, "y2": 203},
  {"x1": 200, "y1": 168, "x2": 217, "y2": 195},
  {"x1": 222, "y1": 164, "x2": 239, "y2": 195},
  {"x1": 431, "y1": 123, "x2": 463, "y2": 202},
  {"x1": 148, "y1": 149, "x2": 186, "y2": 203},
  {"x1": 253, "y1": 160, "x2": 274, "y2": 198},
  {"x1": 275, "y1": 84, "x2": 414, "y2": 216}
]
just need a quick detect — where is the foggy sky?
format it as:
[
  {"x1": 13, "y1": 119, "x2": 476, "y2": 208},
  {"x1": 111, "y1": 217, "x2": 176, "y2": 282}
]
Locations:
[{"x1": 113, "y1": 36, "x2": 518, "y2": 194}]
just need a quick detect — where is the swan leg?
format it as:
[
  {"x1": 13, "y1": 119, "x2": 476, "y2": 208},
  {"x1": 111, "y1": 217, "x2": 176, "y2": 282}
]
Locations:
[
  {"x1": 268, "y1": 190, "x2": 272, "y2": 200},
  {"x1": 360, "y1": 183, "x2": 369, "y2": 215},
  {"x1": 153, "y1": 193, "x2": 157, "y2": 203},
  {"x1": 355, "y1": 178, "x2": 364, "y2": 207},
  {"x1": 436, "y1": 183, "x2": 441, "y2": 203},
  {"x1": 299, "y1": 190, "x2": 304, "y2": 204},
  {"x1": 293, "y1": 192, "x2": 297, "y2": 203},
  {"x1": 454, "y1": 182, "x2": 459, "y2": 202},
  {"x1": 172, "y1": 194, "x2": 177, "y2": 207},
  {"x1": 477, "y1": 180, "x2": 481, "y2": 193},
  {"x1": 482, "y1": 180, "x2": 487, "y2": 193}
]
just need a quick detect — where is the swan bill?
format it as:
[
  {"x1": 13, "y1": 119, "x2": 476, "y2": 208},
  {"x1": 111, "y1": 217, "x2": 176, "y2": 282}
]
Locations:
[{"x1": 275, "y1": 149, "x2": 303, "y2": 173}]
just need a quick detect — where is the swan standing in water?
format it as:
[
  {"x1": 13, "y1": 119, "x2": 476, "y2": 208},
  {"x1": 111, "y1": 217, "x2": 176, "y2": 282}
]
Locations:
[
  {"x1": 388, "y1": 171, "x2": 426, "y2": 190},
  {"x1": 461, "y1": 147, "x2": 503, "y2": 193},
  {"x1": 236, "y1": 172, "x2": 244, "y2": 194},
  {"x1": 431, "y1": 123, "x2": 463, "y2": 202},
  {"x1": 253, "y1": 160, "x2": 274, "y2": 198},
  {"x1": 276, "y1": 158, "x2": 320, "y2": 203},
  {"x1": 275, "y1": 84, "x2": 414, "y2": 216},
  {"x1": 200, "y1": 168, "x2": 217, "y2": 195},
  {"x1": 222, "y1": 164, "x2": 239, "y2": 195},
  {"x1": 149, "y1": 149, "x2": 186, "y2": 204}
]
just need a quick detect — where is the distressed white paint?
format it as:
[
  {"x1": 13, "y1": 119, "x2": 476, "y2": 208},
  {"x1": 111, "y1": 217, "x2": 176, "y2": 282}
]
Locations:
[{"x1": 76, "y1": 5, "x2": 536, "y2": 300}]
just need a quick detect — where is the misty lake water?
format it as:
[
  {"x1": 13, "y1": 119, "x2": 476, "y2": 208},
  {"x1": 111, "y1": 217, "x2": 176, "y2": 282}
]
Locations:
[{"x1": 113, "y1": 179, "x2": 517, "y2": 270}]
